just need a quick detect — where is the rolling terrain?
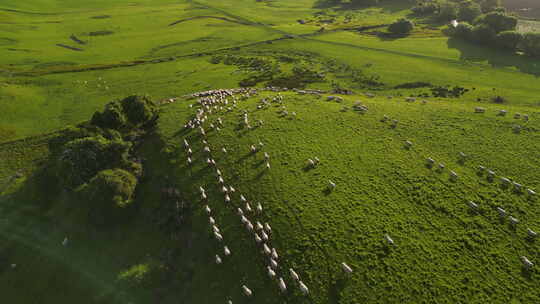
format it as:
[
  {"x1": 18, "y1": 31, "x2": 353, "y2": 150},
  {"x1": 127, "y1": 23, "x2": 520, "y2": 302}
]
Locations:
[{"x1": 1, "y1": 0, "x2": 540, "y2": 303}]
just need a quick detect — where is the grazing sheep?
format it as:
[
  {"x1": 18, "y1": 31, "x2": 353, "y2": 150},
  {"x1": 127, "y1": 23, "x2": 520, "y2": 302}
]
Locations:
[
  {"x1": 205, "y1": 205, "x2": 212, "y2": 214},
  {"x1": 187, "y1": 148, "x2": 193, "y2": 155},
  {"x1": 214, "y1": 232, "x2": 223, "y2": 242},
  {"x1": 246, "y1": 221, "x2": 254, "y2": 231},
  {"x1": 222, "y1": 147, "x2": 227, "y2": 153},
  {"x1": 251, "y1": 145, "x2": 257, "y2": 153},
  {"x1": 513, "y1": 125, "x2": 522, "y2": 134},
  {"x1": 384, "y1": 234, "x2": 394, "y2": 246},
  {"x1": 278, "y1": 278, "x2": 287, "y2": 292},
  {"x1": 497, "y1": 207, "x2": 506, "y2": 217},
  {"x1": 224, "y1": 246, "x2": 231, "y2": 256},
  {"x1": 498, "y1": 110, "x2": 507, "y2": 116},
  {"x1": 204, "y1": 146, "x2": 211, "y2": 153},
  {"x1": 183, "y1": 139, "x2": 189, "y2": 148},
  {"x1": 270, "y1": 258, "x2": 278, "y2": 270},
  {"x1": 242, "y1": 285, "x2": 252, "y2": 297},
  {"x1": 381, "y1": 115, "x2": 389, "y2": 122},
  {"x1": 229, "y1": 186, "x2": 236, "y2": 193},
  {"x1": 450, "y1": 171, "x2": 458, "y2": 181},
  {"x1": 521, "y1": 256, "x2": 534, "y2": 269},
  {"x1": 391, "y1": 119, "x2": 399, "y2": 127},
  {"x1": 514, "y1": 113, "x2": 521, "y2": 119},
  {"x1": 342, "y1": 262, "x2": 353, "y2": 274},
  {"x1": 187, "y1": 157, "x2": 192, "y2": 165},
  {"x1": 199, "y1": 186, "x2": 206, "y2": 194},
  {"x1": 216, "y1": 254, "x2": 222, "y2": 264},
  {"x1": 404, "y1": 140, "x2": 413, "y2": 149},
  {"x1": 475, "y1": 107, "x2": 486, "y2": 113},
  {"x1": 240, "y1": 195, "x2": 247, "y2": 202},
  {"x1": 263, "y1": 244, "x2": 271, "y2": 255},
  {"x1": 523, "y1": 114, "x2": 529, "y2": 121},
  {"x1": 264, "y1": 223, "x2": 272, "y2": 234},
  {"x1": 509, "y1": 216, "x2": 519, "y2": 225},
  {"x1": 426, "y1": 158, "x2": 435, "y2": 167},
  {"x1": 307, "y1": 159, "x2": 315, "y2": 167},
  {"x1": 328, "y1": 180, "x2": 336, "y2": 190},
  {"x1": 266, "y1": 161, "x2": 271, "y2": 169},
  {"x1": 513, "y1": 182, "x2": 522, "y2": 192},
  {"x1": 290, "y1": 268, "x2": 300, "y2": 281},
  {"x1": 264, "y1": 152, "x2": 270, "y2": 160},
  {"x1": 241, "y1": 215, "x2": 248, "y2": 224},
  {"x1": 221, "y1": 185, "x2": 228, "y2": 193},
  {"x1": 299, "y1": 281, "x2": 309, "y2": 295},
  {"x1": 245, "y1": 202, "x2": 252, "y2": 213},
  {"x1": 225, "y1": 194, "x2": 231, "y2": 203},
  {"x1": 228, "y1": 300, "x2": 232, "y2": 304},
  {"x1": 467, "y1": 201, "x2": 478, "y2": 209},
  {"x1": 213, "y1": 225, "x2": 220, "y2": 233},
  {"x1": 237, "y1": 208, "x2": 244, "y2": 216},
  {"x1": 256, "y1": 203, "x2": 263, "y2": 213},
  {"x1": 209, "y1": 217, "x2": 216, "y2": 225},
  {"x1": 268, "y1": 266, "x2": 276, "y2": 278},
  {"x1": 314, "y1": 157, "x2": 320, "y2": 164},
  {"x1": 437, "y1": 163, "x2": 445, "y2": 171},
  {"x1": 500, "y1": 177, "x2": 511, "y2": 186},
  {"x1": 255, "y1": 233, "x2": 262, "y2": 243},
  {"x1": 527, "y1": 228, "x2": 537, "y2": 238},
  {"x1": 487, "y1": 170, "x2": 496, "y2": 180},
  {"x1": 256, "y1": 222, "x2": 264, "y2": 231},
  {"x1": 201, "y1": 192, "x2": 208, "y2": 200},
  {"x1": 271, "y1": 248, "x2": 278, "y2": 260}
]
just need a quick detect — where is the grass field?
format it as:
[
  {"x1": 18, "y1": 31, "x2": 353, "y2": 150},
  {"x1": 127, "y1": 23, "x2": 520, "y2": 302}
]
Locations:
[{"x1": 1, "y1": 0, "x2": 540, "y2": 303}]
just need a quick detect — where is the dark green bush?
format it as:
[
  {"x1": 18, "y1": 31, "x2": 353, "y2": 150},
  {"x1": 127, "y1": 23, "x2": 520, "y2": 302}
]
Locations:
[
  {"x1": 91, "y1": 101, "x2": 126, "y2": 130},
  {"x1": 85, "y1": 168, "x2": 137, "y2": 209},
  {"x1": 495, "y1": 31, "x2": 522, "y2": 50},
  {"x1": 91, "y1": 95, "x2": 158, "y2": 131},
  {"x1": 458, "y1": 2, "x2": 482, "y2": 23},
  {"x1": 56, "y1": 135, "x2": 131, "y2": 189},
  {"x1": 475, "y1": 11, "x2": 517, "y2": 33},
  {"x1": 454, "y1": 22, "x2": 474, "y2": 40},
  {"x1": 388, "y1": 18, "x2": 414, "y2": 34},
  {"x1": 438, "y1": 1, "x2": 458, "y2": 21},
  {"x1": 521, "y1": 33, "x2": 540, "y2": 57},
  {"x1": 472, "y1": 24, "x2": 497, "y2": 44}
]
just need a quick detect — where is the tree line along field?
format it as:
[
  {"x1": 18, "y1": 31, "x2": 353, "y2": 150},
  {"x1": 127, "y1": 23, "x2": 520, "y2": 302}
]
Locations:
[{"x1": 0, "y1": 0, "x2": 540, "y2": 303}]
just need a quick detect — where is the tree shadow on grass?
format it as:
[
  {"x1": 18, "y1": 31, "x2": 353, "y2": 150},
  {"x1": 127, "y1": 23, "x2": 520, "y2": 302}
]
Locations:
[{"x1": 447, "y1": 37, "x2": 540, "y2": 77}]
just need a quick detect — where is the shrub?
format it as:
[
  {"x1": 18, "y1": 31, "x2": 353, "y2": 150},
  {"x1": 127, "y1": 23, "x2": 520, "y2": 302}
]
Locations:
[
  {"x1": 85, "y1": 169, "x2": 137, "y2": 209},
  {"x1": 91, "y1": 95, "x2": 158, "y2": 131},
  {"x1": 119, "y1": 95, "x2": 158, "y2": 128},
  {"x1": 495, "y1": 31, "x2": 522, "y2": 50},
  {"x1": 56, "y1": 135, "x2": 131, "y2": 189},
  {"x1": 472, "y1": 24, "x2": 496, "y2": 44},
  {"x1": 458, "y1": 2, "x2": 482, "y2": 23},
  {"x1": 480, "y1": 0, "x2": 501, "y2": 13},
  {"x1": 91, "y1": 101, "x2": 126, "y2": 130},
  {"x1": 411, "y1": 0, "x2": 439, "y2": 16},
  {"x1": 475, "y1": 11, "x2": 517, "y2": 33},
  {"x1": 521, "y1": 33, "x2": 540, "y2": 57},
  {"x1": 438, "y1": 1, "x2": 458, "y2": 21},
  {"x1": 388, "y1": 18, "x2": 414, "y2": 34},
  {"x1": 454, "y1": 22, "x2": 474, "y2": 40}
]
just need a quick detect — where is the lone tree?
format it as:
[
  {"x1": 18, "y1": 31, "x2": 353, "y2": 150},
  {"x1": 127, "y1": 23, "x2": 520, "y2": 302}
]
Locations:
[{"x1": 388, "y1": 18, "x2": 414, "y2": 35}]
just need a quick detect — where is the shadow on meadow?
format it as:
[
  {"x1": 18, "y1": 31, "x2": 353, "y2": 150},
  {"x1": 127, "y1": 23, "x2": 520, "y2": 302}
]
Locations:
[{"x1": 447, "y1": 37, "x2": 540, "y2": 77}]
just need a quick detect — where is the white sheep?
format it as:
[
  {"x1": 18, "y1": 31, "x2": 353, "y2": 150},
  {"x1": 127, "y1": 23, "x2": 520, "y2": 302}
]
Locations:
[
  {"x1": 527, "y1": 228, "x2": 537, "y2": 238},
  {"x1": 263, "y1": 244, "x2": 271, "y2": 255},
  {"x1": 384, "y1": 234, "x2": 394, "y2": 246},
  {"x1": 521, "y1": 256, "x2": 534, "y2": 269},
  {"x1": 256, "y1": 221, "x2": 264, "y2": 231},
  {"x1": 229, "y1": 186, "x2": 236, "y2": 193},
  {"x1": 341, "y1": 262, "x2": 353, "y2": 274},
  {"x1": 218, "y1": 176, "x2": 224, "y2": 184},
  {"x1": 224, "y1": 246, "x2": 231, "y2": 256},
  {"x1": 246, "y1": 221, "x2": 254, "y2": 231},
  {"x1": 216, "y1": 169, "x2": 222, "y2": 176},
  {"x1": 245, "y1": 202, "x2": 252, "y2": 212},
  {"x1": 278, "y1": 278, "x2": 287, "y2": 292},
  {"x1": 328, "y1": 180, "x2": 336, "y2": 190},
  {"x1": 271, "y1": 248, "x2": 278, "y2": 260},
  {"x1": 267, "y1": 266, "x2": 276, "y2": 278},
  {"x1": 251, "y1": 145, "x2": 257, "y2": 153},
  {"x1": 240, "y1": 195, "x2": 247, "y2": 202},
  {"x1": 199, "y1": 186, "x2": 205, "y2": 194},
  {"x1": 509, "y1": 216, "x2": 519, "y2": 225},
  {"x1": 266, "y1": 161, "x2": 271, "y2": 169},
  {"x1": 264, "y1": 223, "x2": 272, "y2": 234},
  {"x1": 256, "y1": 203, "x2": 263, "y2": 213},
  {"x1": 290, "y1": 268, "x2": 300, "y2": 281},
  {"x1": 307, "y1": 159, "x2": 315, "y2": 167},
  {"x1": 205, "y1": 205, "x2": 211, "y2": 214},
  {"x1": 467, "y1": 201, "x2": 478, "y2": 209},
  {"x1": 497, "y1": 207, "x2": 506, "y2": 217},
  {"x1": 201, "y1": 192, "x2": 207, "y2": 200},
  {"x1": 187, "y1": 157, "x2": 192, "y2": 165},
  {"x1": 222, "y1": 147, "x2": 227, "y2": 153},
  {"x1": 214, "y1": 232, "x2": 223, "y2": 242},
  {"x1": 242, "y1": 285, "x2": 252, "y2": 297},
  {"x1": 241, "y1": 215, "x2": 248, "y2": 224},
  {"x1": 270, "y1": 258, "x2": 278, "y2": 270},
  {"x1": 299, "y1": 281, "x2": 309, "y2": 295},
  {"x1": 225, "y1": 194, "x2": 231, "y2": 203},
  {"x1": 213, "y1": 225, "x2": 220, "y2": 233},
  {"x1": 216, "y1": 254, "x2": 222, "y2": 264},
  {"x1": 209, "y1": 217, "x2": 215, "y2": 225},
  {"x1": 237, "y1": 208, "x2": 244, "y2": 216},
  {"x1": 264, "y1": 152, "x2": 270, "y2": 160},
  {"x1": 255, "y1": 233, "x2": 262, "y2": 243}
]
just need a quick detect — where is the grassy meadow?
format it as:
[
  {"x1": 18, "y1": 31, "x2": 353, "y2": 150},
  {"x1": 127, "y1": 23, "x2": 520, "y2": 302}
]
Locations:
[{"x1": 1, "y1": 0, "x2": 540, "y2": 303}]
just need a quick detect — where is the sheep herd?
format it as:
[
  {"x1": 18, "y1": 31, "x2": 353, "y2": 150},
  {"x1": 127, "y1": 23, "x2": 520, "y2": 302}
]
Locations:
[{"x1": 178, "y1": 87, "x2": 536, "y2": 302}]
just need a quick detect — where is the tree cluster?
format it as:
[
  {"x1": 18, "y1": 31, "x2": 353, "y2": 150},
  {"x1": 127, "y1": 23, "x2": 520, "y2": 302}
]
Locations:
[{"x1": 55, "y1": 95, "x2": 158, "y2": 225}]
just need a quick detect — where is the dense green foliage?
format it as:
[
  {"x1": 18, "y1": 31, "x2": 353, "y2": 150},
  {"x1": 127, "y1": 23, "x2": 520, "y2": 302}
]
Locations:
[
  {"x1": 521, "y1": 33, "x2": 540, "y2": 57},
  {"x1": 388, "y1": 18, "x2": 415, "y2": 34},
  {"x1": 91, "y1": 95, "x2": 158, "y2": 131},
  {"x1": 56, "y1": 136, "x2": 131, "y2": 189}
]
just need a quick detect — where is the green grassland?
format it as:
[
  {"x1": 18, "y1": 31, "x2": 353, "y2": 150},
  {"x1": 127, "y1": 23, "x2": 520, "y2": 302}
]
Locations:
[{"x1": 1, "y1": 0, "x2": 540, "y2": 303}]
